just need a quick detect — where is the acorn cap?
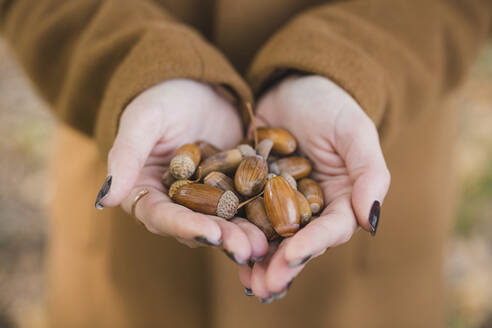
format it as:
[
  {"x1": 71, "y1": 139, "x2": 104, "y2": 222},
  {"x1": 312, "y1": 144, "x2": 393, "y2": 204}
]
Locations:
[
  {"x1": 169, "y1": 180, "x2": 191, "y2": 199},
  {"x1": 216, "y1": 190, "x2": 239, "y2": 219},
  {"x1": 237, "y1": 144, "x2": 256, "y2": 158},
  {"x1": 170, "y1": 155, "x2": 196, "y2": 180},
  {"x1": 256, "y1": 139, "x2": 274, "y2": 160}
]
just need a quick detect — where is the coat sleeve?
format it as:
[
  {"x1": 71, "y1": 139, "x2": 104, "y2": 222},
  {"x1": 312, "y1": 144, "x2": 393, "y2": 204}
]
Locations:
[
  {"x1": 247, "y1": 0, "x2": 492, "y2": 141},
  {"x1": 0, "y1": 0, "x2": 252, "y2": 154}
]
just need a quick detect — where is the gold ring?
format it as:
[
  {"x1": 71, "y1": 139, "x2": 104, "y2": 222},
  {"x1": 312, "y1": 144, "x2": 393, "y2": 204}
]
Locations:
[{"x1": 131, "y1": 189, "x2": 149, "y2": 225}]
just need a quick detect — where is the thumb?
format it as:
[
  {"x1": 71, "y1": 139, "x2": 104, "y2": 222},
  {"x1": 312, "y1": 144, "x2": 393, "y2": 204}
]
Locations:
[
  {"x1": 95, "y1": 106, "x2": 163, "y2": 209},
  {"x1": 339, "y1": 115, "x2": 391, "y2": 235}
]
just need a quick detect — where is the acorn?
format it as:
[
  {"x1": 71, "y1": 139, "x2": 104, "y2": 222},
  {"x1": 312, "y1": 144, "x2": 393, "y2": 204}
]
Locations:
[
  {"x1": 234, "y1": 155, "x2": 268, "y2": 197},
  {"x1": 257, "y1": 127, "x2": 296, "y2": 155},
  {"x1": 295, "y1": 191, "x2": 312, "y2": 226},
  {"x1": 269, "y1": 156, "x2": 312, "y2": 180},
  {"x1": 172, "y1": 184, "x2": 239, "y2": 219},
  {"x1": 161, "y1": 169, "x2": 176, "y2": 188},
  {"x1": 199, "y1": 145, "x2": 255, "y2": 178},
  {"x1": 245, "y1": 197, "x2": 279, "y2": 241},
  {"x1": 298, "y1": 178, "x2": 324, "y2": 214},
  {"x1": 264, "y1": 176, "x2": 300, "y2": 237},
  {"x1": 204, "y1": 171, "x2": 235, "y2": 193},
  {"x1": 256, "y1": 139, "x2": 274, "y2": 160},
  {"x1": 168, "y1": 179, "x2": 191, "y2": 199},
  {"x1": 195, "y1": 141, "x2": 220, "y2": 159},
  {"x1": 280, "y1": 172, "x2": 297, "y2": 190},
  {"x1": 169, "y1": 144, "x2": 201, "y2": 179}
]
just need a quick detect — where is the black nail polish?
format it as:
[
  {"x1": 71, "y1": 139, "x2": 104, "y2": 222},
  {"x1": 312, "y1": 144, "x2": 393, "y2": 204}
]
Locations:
[
  {"x1": 247, "y1": 260, "x2": 254, "y2": 268},
  {"x1": 95, "y1": 175, "x2": 112, "y2": 210},
  {"x1": 287, "y1": 254, "x2": 312, "y2": 267},
  {"x1": 369, "y1": 200, "x2": 381, "y2": 236},
  {"x1": 194, "y1": 236, "x2": 222, "y2": 246},
  {"x1": 244, "y1": 287, "x2": 253, "y2": 296},
  {"x1": 250, "y1": 255, "x2": 264, "y2": 263},
  {"x1": 271, "y1": 289, "x2": 287, "y2": 300},
  {"x1": 223, "y1": 249, "x2": 246, "y2": 265},
  {"x1": 259, "y1": 297, "x2": 273, "y2": 304}
]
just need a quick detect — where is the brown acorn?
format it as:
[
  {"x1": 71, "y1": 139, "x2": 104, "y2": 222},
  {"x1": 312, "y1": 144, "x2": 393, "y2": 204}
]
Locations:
[
  {"x1": 298, "y1": 178, "x2": 324, "y2": 214},
  {"x1": 234, "y1": 155, "x2": 268, "y2": 197},
  {"x1": 199, "y1": 145, "x2": 255, "y2": 177},
  {"x1": 161, "y1": 169, "x2": 176, "y2": 188},
  {"x1": 269, "y1": 156, "x2": 312, "y2": 180},
  {"x1": 264, "y1": 176, "x2": 300, "y2": 237},
  {"x1": 256, "y1": 139, "x2": 274, "y2": 160},
  {"x1": 168, "y1": 179, "x2": 191, "y2": 199},
  {"x1": 173, "y1": 184, "x2": 239, "y2": 219},
  {"x1": 195, "y1": 141, "x2": 220, "y2": 159},
  {"x1": 257, "y1": 127, "x2": 296, "y2": 155},
  {"x1": 245, "y1": 197, "x2": 279, "y2": 241},
  {"x1": 170, "y1": 144, "x2": 201, "y2": 179},
  {"x1": 296, "y1": 191, "x2": 312, "y2": 226},
  {"x1": 280, "y1": 172, "x2": 297, "y2": 190},
  {"x1": 204, "y1": 171, "x2": 235, "y2": 193}
]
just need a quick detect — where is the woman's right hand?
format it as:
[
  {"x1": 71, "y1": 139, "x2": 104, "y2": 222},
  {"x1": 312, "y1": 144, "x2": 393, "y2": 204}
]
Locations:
[{"x1": 94, "y1": 79, "x2": 268, "y2": 265}]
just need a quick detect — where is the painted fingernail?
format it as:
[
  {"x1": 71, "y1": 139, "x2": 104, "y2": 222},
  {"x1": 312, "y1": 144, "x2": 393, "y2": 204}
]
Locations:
[
  {"x1": 194, "y1": 236, "x2": 222, "y2": 247},
  {"x1": 287, "y1": 254, "x2": 311, "y2": 267},
  {"x1": 95, "y1": 175, "x2": 112, "y2": 210},
  {"x1": 223, "y1": 249, "x2": 247, "y2": 265},
  {"x1": 271, "y1": 289, "x2": 287, "y2": 300},
  {"x1": 247, "y1": 260, "x2": 254, "y2": 268},
  {"x1": 244, "y1": 287, "x2": 254, "y2": 296},
  {"x1": 251, "y1": 255, "x2": 264, "y2": 263},
  {"x1": 259, "y1": 297, "x2": 273, "y2": 304},
  {"x1": 369, "y1": 200, "x2": 381, "y2": 237}
]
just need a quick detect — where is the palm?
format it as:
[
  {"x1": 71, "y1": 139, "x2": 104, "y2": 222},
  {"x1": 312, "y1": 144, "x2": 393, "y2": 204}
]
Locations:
[
  {"x1": 240, "y1": 75, "x2": 390, "y2": 300},
  {"x1": 104, "y1": 79, "x2": 268, "y2": 262}
]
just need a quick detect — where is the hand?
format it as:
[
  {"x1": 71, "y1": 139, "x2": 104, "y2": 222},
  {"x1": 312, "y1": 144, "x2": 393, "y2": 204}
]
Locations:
[
  {"x1": 95, "y1": 79, "x2": 268, "y2": 264},
  {"x1": 239, "y1": 75, "x2": 391, "y2": 301}
]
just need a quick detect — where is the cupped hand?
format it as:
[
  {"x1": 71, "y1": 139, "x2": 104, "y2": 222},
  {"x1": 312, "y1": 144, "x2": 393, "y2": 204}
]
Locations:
[
  {"x1": 95, "y1": 79, "x2": 268, "y2": 264},
  {"x1": 240, "y1": 75, "x2": 391, "y2": 301}
]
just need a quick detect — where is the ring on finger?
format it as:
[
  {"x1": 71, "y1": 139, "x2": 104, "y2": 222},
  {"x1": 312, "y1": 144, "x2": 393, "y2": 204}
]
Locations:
[{"x1": 131, "y1": 189, "x2": 149, "y2": 225}]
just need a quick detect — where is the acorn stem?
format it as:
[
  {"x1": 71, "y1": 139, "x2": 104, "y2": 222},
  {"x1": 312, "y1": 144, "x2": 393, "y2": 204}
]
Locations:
[
  {"x1": 246, "y1": 102, "x2": 258, "y2": 149},
  {"x1": 237, "y1": 190, "x2": 265, "y2": 210}
]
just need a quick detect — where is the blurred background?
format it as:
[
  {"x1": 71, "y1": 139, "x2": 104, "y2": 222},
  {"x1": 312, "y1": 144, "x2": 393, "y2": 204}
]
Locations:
[{"x1": 0, "y1": 39, "x2": 491, "y2": 328}]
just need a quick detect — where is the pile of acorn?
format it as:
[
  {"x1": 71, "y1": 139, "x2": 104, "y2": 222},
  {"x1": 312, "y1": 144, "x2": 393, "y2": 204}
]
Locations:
[{"x1": 161, "y1": 127, "x2": 324, "y2": 241}]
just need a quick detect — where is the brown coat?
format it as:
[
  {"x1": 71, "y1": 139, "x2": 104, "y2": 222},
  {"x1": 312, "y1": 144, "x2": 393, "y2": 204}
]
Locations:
[{"x1": 1, "y1": 0, "x2": 491, "y2": 327}]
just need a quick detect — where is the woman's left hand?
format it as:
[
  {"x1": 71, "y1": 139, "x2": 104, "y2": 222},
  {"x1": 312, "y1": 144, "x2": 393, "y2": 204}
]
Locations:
[{"x1": 238, "y1": 75, "x2": 391, "y2": 302}]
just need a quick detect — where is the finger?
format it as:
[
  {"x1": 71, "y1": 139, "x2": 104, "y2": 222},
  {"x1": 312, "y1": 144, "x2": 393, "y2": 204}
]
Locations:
[
  {"x1": 231, "y1": 218, "x2": 269, "y2": 262},
  {"x1": 283, "y1": 195, "x2": 357, "y2": 265},
  {"x1": 265, "y1": 245, "x2": 327, "y2": 297},
  {"x1": 98, "y1": 103, "x2": 166, "y2": 208},
  {"x1": 338, "y1": 115, "x2": 391, "y2": 234},
  {"x1": 251, "y1": 243, "x2": 278, "y2": 302},
  {"x1": 212, "y1": 218, "x2": 252, "y2": 265},
  {"x1": 122, "y1": 186, "x2": 222, "y2": 245}
]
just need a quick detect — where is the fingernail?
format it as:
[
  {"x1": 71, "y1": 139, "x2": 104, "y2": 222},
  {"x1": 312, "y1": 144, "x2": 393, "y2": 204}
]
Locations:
[
  {"x1": 194, "y1": 236, "x2": 222, "y2": 247},
  {"x1": 223, "y1": 249, "x2": 247, "y2": 265},
  {"x1": 244, "y1": 287, "x2": 254, "y2": 296},
  {"x1": 271, "y1": 289, "x2": 287, "y2": 300},
  {"x1": 287, "y1": 254, "x2": 311, "y2": 267},
  {"x1": 369, "y1": 200, "x2": 381, "y2": 237},
  {"x1": 251, "y1": 255, "x2": 264, "y2": 263},
  {"x1": 247, "y1": 260, "x2": 254, "y2": 268},
  {"x1": 259, "y1": 297, "x2": 273, "y2": 304},
  {"x1": 95, "y1": 175, "x2": 112, "y2": 210}
]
